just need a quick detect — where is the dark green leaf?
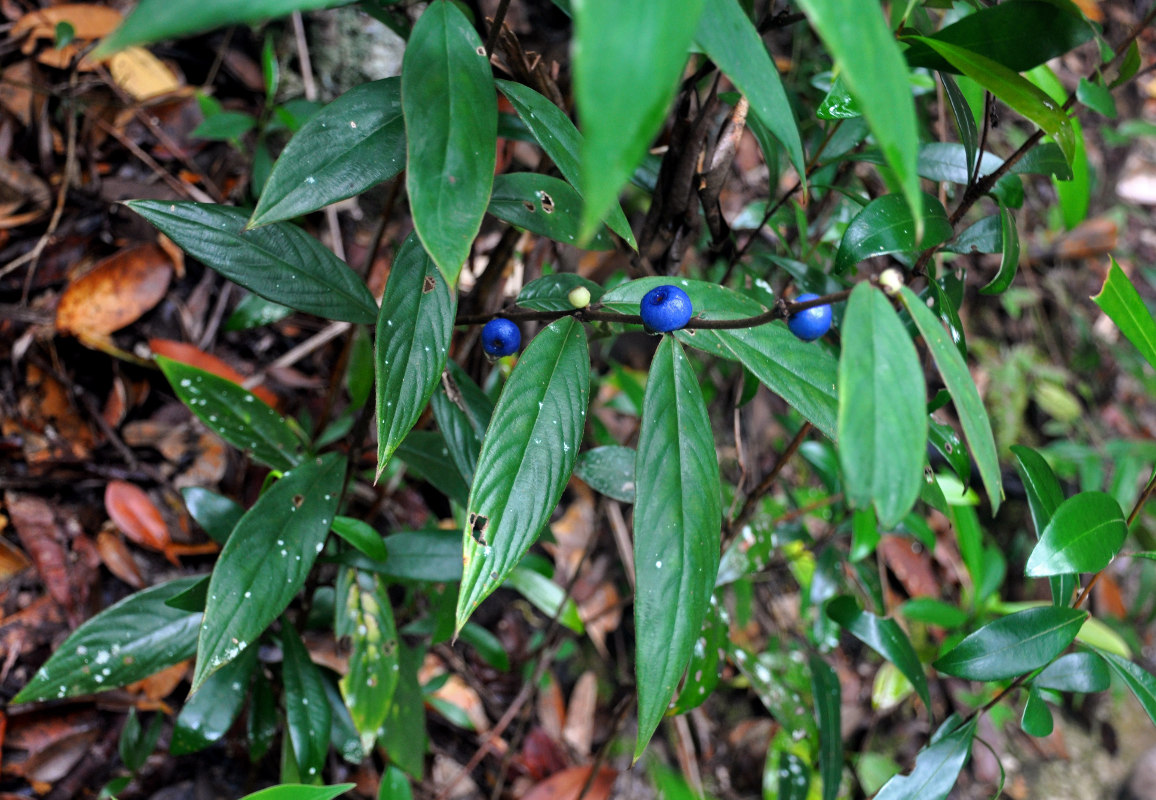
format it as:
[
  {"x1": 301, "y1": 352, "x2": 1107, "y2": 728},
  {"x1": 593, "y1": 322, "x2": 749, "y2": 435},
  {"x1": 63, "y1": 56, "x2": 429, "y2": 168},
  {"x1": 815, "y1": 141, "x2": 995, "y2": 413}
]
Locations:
[
  {"x1": 517, "y1": 274, "x2": 604, "y2": 312},
  {"x1": 375, "y1": 232, "x2": 455, "y2": 475},
  {"x1": 1014, "y1": 143, "x2": 1075, "y2": 180},
  {"x1": 488, "y1": 173, "x2": 614, "y2": 249},
  {"x1": 900, "y1": 597, "x2": 969, "y2": 628},
  {"x1": 331, "y1": 517, "x2": 387, "y2": 562},
  {"x1": 928, "y1": 417, "x2": 970, "y2": 486},
  {"x1": 874, "y1": 717, "x2": 975, "y2": 800},
  {"x1": 1093, "y1": 255, "x2": 1156, "y2": 372},
  {"x1": 192, "y1": 454, "x2": 345, "y2": 692},
  {"x1": 1010, "y1": 445, "x2": 1074, "y2": 603},
  {"x1": 494, "y1": 79, "x2": 635, "y2": 248},
  {"x1": 670, "y1": 600, "x2": 725, "y2": 714},
  {"x1": 430, "y1": 361, "x2": 494, "y2": 487},
  {"x1": 458, "y1": 622, "x2": 510, "y2": 672},
  {"x1": 171, "y1": 646, "x2": 256, "y2": 754},
  {"x1": 899, "y1": 286, "x2": 1003, "y2": 514},
  {"x1": 250, "y1": 79, "x2": 405, "y2": 227},
  {"x1": 1098, "y1": 650, "x2": 1156, "y2": 727},
  {"x1": 280, "y1": 622, "x2": 332, "y2": 782},
  {"x1": 395, "y1": 431, "x2": 470, "y2": 506},
  {"x1": 694, "y1": 0, "x2": 807, "y2": 180},
  {"x1": 456, "y1": 318, "x2": 590, "y2": 628},
  {"x1": 192, "y1": 111, "x2": 255, "y2": 141},
  {"x1": 127, "y1": 201, "x2": 377, "y2": 323},
  {"x1": 13, "y1": 576, "x2": 202, "y2": 703},
  {"x1": 916, "y1": 142, "x2": 1000, "y2": 184},
  {"x1": 322, "y1": 673, "x2": 362, "y2": 764},
  {"x1": 811, "y1": 655, "x2": 842, "y2": 800},
  {"x1": 1110, "y1": 40, "x2": 1141, "y2": 90},
  {"x1": 574, "y1": 445, "x2": 636, "y2": 503},
  {"x1": 1035, "y1": 651, "x2": 1110, "y2": 692},
  {"x1": 1025, "y1": 491, "x2": 1128, "y2": 576},
  {"x1": 380, "y1": 643, "x2": 427, "y2": 777},
  {"x1": 634, "y1": 337, "x2": 722, "y2": 758},
  {"x1": 248, "y1": 670, "x2": 278, "y2": 762},
  {"x1": 903, "y1": 1, "x2": 1092, "y2": 74},
  {"x1": 403, "y1": 1, "x2": 496, "y2": 285},
  {"x1": 933, "y1": 606, "x2": 1086, "y2": 680},
  {"x1": 941, "y1": 75, "x2": 977, "y2": 183},
  {"x1": 944, "y1": 215, "x2": 1001, "y2": 255},
  {"x1": 1021, "y1": 684, "x2": 1054, "y2": 737},
  {"x1": 182, "y1": 487, "x2": 244, "y2": 545},
  {"x1": 838, "y1": 284, "x2": 926, "y2": 528},
  {"x1": 795, "y1": 0, "x2": 923, "y2": 239},
  {"x1": 979, "y1": 202, "x2": 1018, "y2": 295},
  {"x1": 119, "y1": 709, "x2": 163, "y2": 773},
  {"x1": 827, "y1": 596, "x2": 930, "y2": 711},
  {"x1": 158, "y1": 357, "x2": 303, "y2": 471},
  {"x1": 777, "y1": 751, "x2": 813, "y2": 800},
  {"x1": 236, "y1": 785, "x2": 355, "y2": 800},
  {"x1": 381, "y1": 530, "x2": 462, "y2": 583},
  {"x1": 224, "y1": 293, "x2": 293, "y2": 332},
  {"x1": 338, "y1": 571, "x2": 398, "y2": 753},
  {"x1": 834, "y1": 194, "x2": 953, "y2": 273},
  {"x1": 379, "y1": 766, "x2": 412, "y2": 800},
  {"x1": 573, "y1": 0, "x2": 704, "y2": 239}
]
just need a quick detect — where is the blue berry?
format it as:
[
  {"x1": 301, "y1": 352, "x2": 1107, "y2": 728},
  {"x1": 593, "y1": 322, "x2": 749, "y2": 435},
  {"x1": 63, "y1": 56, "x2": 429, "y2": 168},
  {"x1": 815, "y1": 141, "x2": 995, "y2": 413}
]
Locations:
[
  {"x1": 640, "y1": 285, "x2": 693, "y2": 333},
  {"x1": 482, "y1": 318, "x2": 521, "y2": 357},
  {"x1": 788, "y1": 293, "x2": 832, "y2": 342}
]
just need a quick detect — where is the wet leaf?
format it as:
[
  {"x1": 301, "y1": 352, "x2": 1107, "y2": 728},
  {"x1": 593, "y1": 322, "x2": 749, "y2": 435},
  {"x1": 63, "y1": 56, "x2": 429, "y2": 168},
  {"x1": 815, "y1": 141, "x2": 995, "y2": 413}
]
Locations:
[
  {"x1": 55, "y1": 243, "x2": 173, "y2": 337},
  {"x1": 104, "y1": 481, "x2": 174, "y2": 564}
]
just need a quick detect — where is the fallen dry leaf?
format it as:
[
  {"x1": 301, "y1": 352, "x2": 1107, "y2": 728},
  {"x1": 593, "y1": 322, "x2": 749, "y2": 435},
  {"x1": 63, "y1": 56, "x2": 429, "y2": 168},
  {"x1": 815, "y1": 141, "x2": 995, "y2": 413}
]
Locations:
[
  {"x1": 562, "y1": 671, "x2": 598, "y2": 758},
  {"x1": 0, "y1": 534, "x2": 31, "y2": 581},
  {"x1": 104, "y1": 480, "x2": 177, "y2": 565},
  {"x1": 12, "y1": 4, "x2": 123, "y2": 45},
  {"x1": 10, "y1": 363, "x2": 96, "y2": 464},
  {"x1": 55, "y1": 243, "x2": 174, "y2": 337},
  {"x1": 521, "y1": 765, "x2": 617, "y2": 800},
  {"x1": 95, "y1": 529, "x2": 145, "y2": 588},
  {"x1": 126, "y1": 660, "x2": 188, "y2": 701},
  {"x1": 4, "y1": 492, "x2": 76, "y2": 623},
  {"x1": 148, "y1": 338, "x2": 279, "y2": 408},
  {"x1": 109, "y1": 47, "x2": 183, "y2": 101}
]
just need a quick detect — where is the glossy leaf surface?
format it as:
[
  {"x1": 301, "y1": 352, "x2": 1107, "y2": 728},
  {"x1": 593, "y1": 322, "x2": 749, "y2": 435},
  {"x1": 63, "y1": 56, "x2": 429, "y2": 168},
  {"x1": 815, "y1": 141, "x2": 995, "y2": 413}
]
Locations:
[
  {"x1": 838, "y1": 284, "x2": 926, "y2": 528},
  {"x1": 1035, "y1": 651, "x2": 1110, "y2": 693},
  {"x1": 1021, "y1": 684, "x2": 1054, "y2": 737},
  {"x1": 1093, "y1": 255, "x2": 1156, "y2": 372},
  {"x1": 250, "y1": 78, "x2": 405, "y2": 227},
  {"x1": 236, "y1": 785, "x2": 355, "y2": 800},
  {"x1": 979, "y1": 202, "x2": 1019, "y2": 295},
  {"x1": 338, "y1": 571, "x2": 398, "y2": 753},
  {"x1": 900, "y1": 286, "x2": 1002, "y2": 514},
  {"x1": 874, "y1": 718, "x2": 976, "y2": 800},
  {"x1": 375, "y1": 232, "x2": 455, "y2": 475},
  {"x1": 456, "y1": 318, "x2": 589, "y2": 628},
  {"x1": 488, "y1": 173, "x2": 614, "y2": 249},
  {"x1": 574, "y1": 445, "x2": 636, "y2": 503},
  {"x1": 1099, "y1": 650, "x2": 1156, "y2": 728},
  {"x1": 1025, "y1": 491, "x2": 1127, "y2": 577},
  {"x1": 171, "y1": 646, "x2": 256, "y2": 754},
  {"x1": 1010, "y1": 444, "x2": 1074, "y2": 604},
  {"x1": 933, "y1": 606, "x2": 1086, "y2": 681},
  {"x1": 517, "y1": 273, "x2": 604, "y2": 312},
  {"x1": 835, "y1": 193, "x2": 953, "y2": 273},
  {"x1": 403, "y1": 1, "x2": 496, "y2": 285},
  {"x1": 811, "y1": 655, "x2": 842, "y2": 800},
  {"x1": 182, "y1": 487, "x2": 244, "y2": 545},
  {"x1": 633, "y1": 337, "x2": 721, "y2": 758},
  {"x1": 193, "y1": 454, "x2": 345, "y2": 692},
  {"x1": 127, "y1": 201, "x2": 377, "y2": 324},
  {"x1": 280, "y1": 622, "x2": 332, "y2": 781},
  {"x1": 13, "y1": 576, "x2": 202, "y2": 703},
  {"x1": 827, "y1": 596, "x2": 930, "y2": 711}
]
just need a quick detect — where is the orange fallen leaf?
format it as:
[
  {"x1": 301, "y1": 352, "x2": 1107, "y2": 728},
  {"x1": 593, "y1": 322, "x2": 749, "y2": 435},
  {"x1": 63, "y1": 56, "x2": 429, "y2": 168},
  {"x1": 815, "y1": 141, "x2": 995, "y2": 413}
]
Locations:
[
  {"x1": 95, "y1": 529, "x2": 145, "y2": 588},
  {"x1": 126, "y1": 659, "x2": 188, "y2": 701},
  {"x1": 522, "y1": 766, "x2": 617, "y2": 800},
  {"x1": 0, "y1": 534, "x2": 31, "y2": 581},
  {"x1": 103, "y1": 481, "x2": 178, "y2": 566},
  {"x1": 55, "y1": 243, "x2": 173, "y2": 337},
  {"x1": 148, "y1": 338, "x2": 279, "y2": 408},
  {"x1": 109, "y1": 47, "x2": 184, "y2": 101},
  {"x1": 12, "y1": 4, "x2": 123, "y2": 44}
]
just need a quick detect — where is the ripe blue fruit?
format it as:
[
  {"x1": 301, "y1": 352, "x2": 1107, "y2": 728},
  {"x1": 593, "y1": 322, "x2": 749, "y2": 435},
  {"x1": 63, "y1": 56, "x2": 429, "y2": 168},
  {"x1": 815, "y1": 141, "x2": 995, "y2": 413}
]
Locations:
[
  {"x1": 482, "y1": 318, "x2": 521, "y2": 357},
  {"x1": 639, "y1": 285, "x2": 693, "y2": 333},
  {"x1": 788, "y1": 293, "x2": 833, "y2": 342}
]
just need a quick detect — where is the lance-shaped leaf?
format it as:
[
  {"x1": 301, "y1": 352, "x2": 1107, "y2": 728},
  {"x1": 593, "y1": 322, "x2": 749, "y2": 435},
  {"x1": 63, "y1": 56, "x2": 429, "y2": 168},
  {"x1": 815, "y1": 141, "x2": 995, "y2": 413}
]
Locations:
[
  {"x1": 633, "y1": 336, "x2": 722, "y2": 759},
  {"x1": 810, "y1": 655, "x2": 842, "y2": 800},
  {"x1": 899, "y1": 286, "x2": 1002, "y2": 514},
  {"x1": 834, "y1": 193, "x2": 953, "y2": 273},
  {"x1": 573, "y1": 0, "x2": 704, "y2": 240},
  {"x1": 375, "y1": 233, "x2": 456, "y2": 476},
  {"x1": 1011, "y1": 444, "x2": 1074, "y2": 604},
  {"x1": 430, "y1": 361, "x2": 494, "y2": 489},
  {"x1": 13, "y1": 576, "x2": 202, "y2": 703},
  {"x1": 494, "y1": 79, "x2": 635, "y2": 248},
  {"x1": 827, "y1": 596, "x2": 930, "y2": 711},
  {"x1": 157, "y1": 357, "x2": 302, "y2": 471},
  {"x1": 126, "y1": 201, "x2": 377, "y2": 324},
  {"x1": 874, "y1": 717, "x2": 976, "y2": 800},
  {"x1": 455, "y1": 318, "x2": 590, "y2": 629},
  {"x1": 574, "y1": 445, "x2": 636, "y2": 503},
  {"x1": 192, "y1": 454, "x2": 345, "y2": 692},
  {"x1": 236, "y1": 785, "x2": 356, "y2": 800},
  {"x1": 1025, "y1": 491, "x2": 1127, "y2": 577},
  {"x1": 249, "y1": 78, "x2": 405, "y2": 228},
  {"x1": 838, "y1": 284, "x2": 926, "y2": 528},
  {"x1": 517, "y1": 273, "x2": 605, "y2": 312},
  {"x1": 694, "y1": 0, "x2": 806, "y2": 183},
  {"x1": 488, "y1": 173, "x2": 614, "y2": 250},
  {"x1": 933, "y1": 606, "x2": 1087, "y2": 681},
  {"x1": 795, "y1": 0, "x2": 923, "y2": 239},
  {"x1": 941, "y1": 75, "x2": 977, "y2": 183},
  {"x1": 280, "y1": 621, "x2": 332, "y2": 781},
  {"x1": 403, "y1": 1, "x2": 496, "y2": 286},
  {"x1": 1098, "y1": 650, "x2": 1156, "y2": 728},
  {"x1": 171, "y1": 646, "x2": 256, "y2": 754},
  {"x1": 1034, "y1": 651, "x2": 1110, "y2": 693},
  {"x1": 339, "y1": 571, "x2": 399, "y2": 753},
  {"x1": 979, "y1": 202, "x2": 1019, "y2": 295},
  {"x1": 1093, "y1": 255, "x2": 1156, "y2": 372}
]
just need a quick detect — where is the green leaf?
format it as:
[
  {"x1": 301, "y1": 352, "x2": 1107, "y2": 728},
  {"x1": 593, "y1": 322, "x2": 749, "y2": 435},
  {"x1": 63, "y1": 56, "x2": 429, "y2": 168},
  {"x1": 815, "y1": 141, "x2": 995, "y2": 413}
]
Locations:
[
  {"x1": 810, "y1": 655, "x2": 842, "y2": 800},
  {"x1": 817, "y1": 73, "x2": 860, "y2": 119},
  {"x1": 236, "y1": 785, "x2": 355, "y2": 800},
  {"x1": 456, "y1": 318, "x2": 590, "y2": 628},
  {"x1": 127, "y1": 201, "x2": 377, "y2": 324},
  {"x1": 834, "y1": 193, "x2": 953, "y2": 273},
  {"x1": 928, "y1": 416, "x2": 970, "y2": 486},
  {"x1": 517, "y1": 274, "x2": 605, "y2": 312},
  {"x1": 838, "y1": 284, "x2": 926, "y2": 528},
  {"x1": 932, "y1": 606, "x2": 1087, "y2": 681},
  {"x1": 899, "y1": 286, "x2": 1002, "y2": 514},
  {"x1": 403, "y1": 1, "x2": 496, "y2": 286},
  {"x1": 670, "y1": 600, "x2": 725, "y2": 714},
  {"x1": 330, "y1": 517, "x2": 387, "y2": 562},
  {"x1": 979, "y1": 202, "x2": 1018, "y2": 295},
  {"x1": 573, "y1": 0, "x2": 705, "y2": 240},
  {"x1": 323, "y1": 674, "x2": 363, "y2": 764},
  {"x1": 1035, "y1": 651, "x2": 1110, "y2": 692},
  {"x1": 1010, "y1": 444, "x2": 1074, "y2": 604},
  {"x1": 192, "y1": 454, "x2": 345, "y2": 692},
  {"x1": 430, "y1": 361, "x2": 494, "y2": 488},
  {"x1": 494, "y1": 80, "x2": 635, "y2": 248},
  {"x1": 574, "y1": 445, "x2": 636, "y2": 503},
  {"x1": 1028, "y1": 65, "x2": 1089, "y2": 228},
  {"x1": 504, "y1": 566, "x2": 584, "y2": 633},
  {"x1": 380, "y1": 643, "x2": 427, "y2": 777},
  {"x1": 488, "y1": 173, "x2": 614, "y2": 250},
  {"x1": 119, "y1": 709, "x2": 163, "y2": 773},
  {"x1": 633, "y1": 337, "x2": 722, "y2": 759},
  {"x1": 941, "y1": 75, "x2": 977, "y2": 184},
  {"x1": 249, "y1": 78, "x2": 405, "y2": 228},
  {"x1": 171, "y1": 646, "x2": 256, "y2": 754},
  {"x1": 96, "y1": 0, "x2": 355, "y2": 55},
  {"x1": 157, "y1": 357, "x2": 303, "y2": 472},
  {"x1": 915, "y1": 142, "x2": 1073, "y2": 185},
  {"x1": 379, "y1": 766, "x2": 412, "y2": 800},
  {"x1": 224, "y1": 293, "x2": 293, "y2": 332},
  {"x1": 192, "y1": 111, "x2": 256, "y2": 141},
  {"x1": 694, "y1": 0, "x2": 806, "y2": 182},
  {"x1": 795, "y1": 0, "x2": 923, "y2": 239},
  {"x1": 13, "y1": 576, "x2": 202, "y2": 703},
  {"x1": 1014, "y1": 142, "x2": 1076, "y2": 180},
  {"x1": 182, "y1": 487, "x2": 244, "y2": 545},
  {"x1": 248, "y1": 671, "x2": 278, "y2": 762},
  {"x1": 1025, "y1": 491, "x2": 1128, "y2": 577},
  {"x1": 827, "y1": 596, "x2": 930, "y2": 712},
  {"x1": 395, "y1": 432, "x2": 470, "y2": 507},
  {"x1": 338, "y1": 571, "x2": 398, "y2": 753},
  {"x1": 375, "y1": 233, "x2": 456, "y2": 475},
  {"x1": 945, "y1": 216, "x2": 1001, "y2": 255},
  {"x1": 280, "y1": 622, "x2": 333, "y2": 782},
  {"x1": 776, "y1": 751, "x2": 813, "y2": 800},
  {"x1": 1093, "y1": 255, "x2": 1156, "y2": 372},
  {"x1": 906, "y1": 37, "x2": 1075, "y2": 164},
  {"x1": 1098, "y1": 650, "x2": 1156, "y2": 728},
  {"x1": 874, "y1": 717, "x2": 976, "y2": 800},
  {"x1": 900, "y1": 597, "x2": 968, "y2": 628},
  {"x1": 1020, "y1": 684, "x2": 1054, "y2": 737}
]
